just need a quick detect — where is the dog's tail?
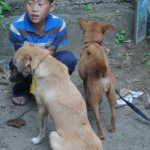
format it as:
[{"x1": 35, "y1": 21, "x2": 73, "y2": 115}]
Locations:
[{"x1": 116, "y1": 89, "x2": 150, "y2": 121}]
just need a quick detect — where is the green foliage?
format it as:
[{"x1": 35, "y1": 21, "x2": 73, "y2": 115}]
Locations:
[
  {"x1": 0, "y1": 0, "x2": 12, "y2": 18},
  {"x1": 143, "y1": 52, "x2": 150, "y2": 56},
  {"x1": 146, "y1": 60, "x2": 150, "y2": 66},
  {"x1": 0, "y1": 0, "x2": 11, "y2": 29},
  {"x1": 1, "y1": 22, "x2": 6, "y2": 28},
  {"x1": 81, "y1": 3, "x2": 93, "y2": 11},
  {"x1": 143, "y1": 51, "x2": 150, "y2": 66},
  {"x1": 115, "y1": 30, "x2": 126, "y2": 44}
]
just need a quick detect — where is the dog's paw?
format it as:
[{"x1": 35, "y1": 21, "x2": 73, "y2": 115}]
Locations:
[
  {"x1": 31, "y1": 137, "x2": 42, "y2": 144},
  {"x1": 108, "y1": 125, "x2": 116, "y2": 132},
  {"x1": 98, "y1": 129, "x2": 105, "y2": 140}
]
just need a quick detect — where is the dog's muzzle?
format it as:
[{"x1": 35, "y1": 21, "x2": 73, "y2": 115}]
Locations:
[{"x1": 9, "y1": 66, "x2": 24, "y2": 82}]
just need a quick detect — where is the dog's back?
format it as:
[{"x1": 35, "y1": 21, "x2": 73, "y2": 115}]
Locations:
[{"x1": 79, "y1": 43, "x2": 109, "y2": 79}]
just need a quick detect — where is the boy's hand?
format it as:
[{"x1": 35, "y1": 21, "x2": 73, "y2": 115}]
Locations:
[{"x1": 48, "y1": 46, "x2": 58, "y2": 54}]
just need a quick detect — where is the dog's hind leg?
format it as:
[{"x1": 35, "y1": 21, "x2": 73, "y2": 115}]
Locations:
[
  {"x1": 50, "y1": 131, "x2": 63, "y2": 150},
  {"x1": 106, "y1": 88, "x2": 116, "y2": 132},
  {"x1": 83, "y1": 80, "x2": 92, "y2": 110},
  {"x1": 31, "y1": 105, "x2": 47, "y2": 144},
  {"x1": 50, "y1": 131, "x2": 77, "y2": 150},
  {"x1": 89, "y1": 91, "x2": 105, "y2": 139}
]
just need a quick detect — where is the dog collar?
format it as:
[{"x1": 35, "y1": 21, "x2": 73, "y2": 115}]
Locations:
[
  {"x1": 85, "y1": 41, "x2": 103, "y2": 46},
  {"x1": 33, "y1": 53, "x2": 50, "y2": 75}
]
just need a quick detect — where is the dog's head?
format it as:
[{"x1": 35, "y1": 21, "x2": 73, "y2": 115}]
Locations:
[
  {"x1": 10, "y1": 43, "x2": 44, "y2": 82},
  {"x1": 79, "y1": 18, "x2": 115, "y2": 45},
  {"x1": 13, "y1": 51, "x2": 33, "y2": 78},
  {"x1": 12, "y1": 45, "x2": 51, "y2": 80}
]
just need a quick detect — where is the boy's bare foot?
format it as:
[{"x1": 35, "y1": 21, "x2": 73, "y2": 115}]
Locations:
[{"x1": 12, "y1": 96, "x2": 27, "y2": 106}]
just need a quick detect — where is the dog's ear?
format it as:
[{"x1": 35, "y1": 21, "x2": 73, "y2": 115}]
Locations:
[
  {"x1": 24, "y1": 53, "x2": 32, "y2": 67},
  {"x1": 102, "y1": 24, "x2": 115, "y2": 34},
  {"x1": 17, "y1": 53, "x2": 32, "y2": 74},
  {"x1": 79, "y1": 18, "x2": 88, "y2": 30}
]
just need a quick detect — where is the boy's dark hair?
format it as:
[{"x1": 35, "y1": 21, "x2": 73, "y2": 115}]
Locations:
[
  {"x1": 48, "y1": 0, "x2": 54, "y2": 3},
  {"x1": 25, "y1": 0, "x2": 54, "y2": 4}
]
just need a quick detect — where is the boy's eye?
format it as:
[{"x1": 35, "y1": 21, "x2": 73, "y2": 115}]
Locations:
[
  {"x1": 27, "y1": 1, "x2": 33, "y2": 5},
  {"x1": 38, "y1": 3, "x2": 44, "y2": 6}
]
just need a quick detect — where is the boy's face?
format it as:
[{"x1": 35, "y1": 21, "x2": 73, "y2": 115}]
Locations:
[{"x1": 25, "y1": 0, "x2": 53, "y2": 24}]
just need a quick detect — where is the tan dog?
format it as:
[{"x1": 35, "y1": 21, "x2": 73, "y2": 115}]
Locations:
[
  {"x1": 78, "y1": 18, "x2": 116, "y2": 139},
  {"x1": 13, "y1": 45, "x2": 103, "y2": 150}
]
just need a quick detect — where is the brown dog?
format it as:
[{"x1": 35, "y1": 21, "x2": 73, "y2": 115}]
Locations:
[
  {"x1": 13, "y1": 44, "x2": 103, "y2": 150},
  {"x1": 78, "y1": 18, "x2": 116, "y2": 139}
]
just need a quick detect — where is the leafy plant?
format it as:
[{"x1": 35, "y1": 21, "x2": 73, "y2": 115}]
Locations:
[
  {"x1": 143, "y1": 51, "x2": 150, "y2": 66},
  {"x1": 0, "y1": 0, "x2": 12, "y2": 18},
  {"x1": 0, "y1": 22, "x2": 6, "y2": 28},
  {"x1": 146, "y1": 60, "x2": 150, "y2": 66},
  {"x1": 115, "y1": 30, "x2": 126, "y2": 44},
  {"x1": 81, "y1": 3, "x2": 93, "y2": 11},
  {"x1": 143, "y1": 52, "x2": 150, "y2": 56}
]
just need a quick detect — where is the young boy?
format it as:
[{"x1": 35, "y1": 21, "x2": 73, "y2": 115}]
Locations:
[{"x1": 9, "y1": 0, "x2": 77, "y2": 105}]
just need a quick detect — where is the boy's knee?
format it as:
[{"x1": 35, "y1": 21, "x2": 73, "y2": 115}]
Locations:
[
  {"x1": 53, "y1": 51, "x2": 77, "y2": 74},
  {"x1": 64, "y1": 51, "x2": 77, "y2": 64}
]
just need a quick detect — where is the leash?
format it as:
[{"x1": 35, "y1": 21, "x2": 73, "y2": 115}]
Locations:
[{"x1": 116, "y1": 89, "x2": 150, "y2": 121}]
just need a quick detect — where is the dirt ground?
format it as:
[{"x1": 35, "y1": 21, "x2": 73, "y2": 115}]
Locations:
[{"x1": 0, "y1": 1, "x2": 150, "y2": 150}]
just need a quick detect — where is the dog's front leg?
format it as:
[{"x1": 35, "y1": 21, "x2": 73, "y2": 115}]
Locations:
[{"x1": 31, "y1": 105, "x2": 47, "y2": 144}]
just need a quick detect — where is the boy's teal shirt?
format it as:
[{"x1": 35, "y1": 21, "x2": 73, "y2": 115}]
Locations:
[{"x1": 9, "y1": 12, "x2": 68, "y2": 50}]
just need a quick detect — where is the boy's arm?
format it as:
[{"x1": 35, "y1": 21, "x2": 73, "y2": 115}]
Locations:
[
  {"x1": 14, "y1": 45, "x2": 21, "y2": 51},
  {"x1": 50, "y1": 20, "x2": 68, "y2": 47},
  {"x1": 9, "y1": 24, "x2": 24, "y2": 51}
]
